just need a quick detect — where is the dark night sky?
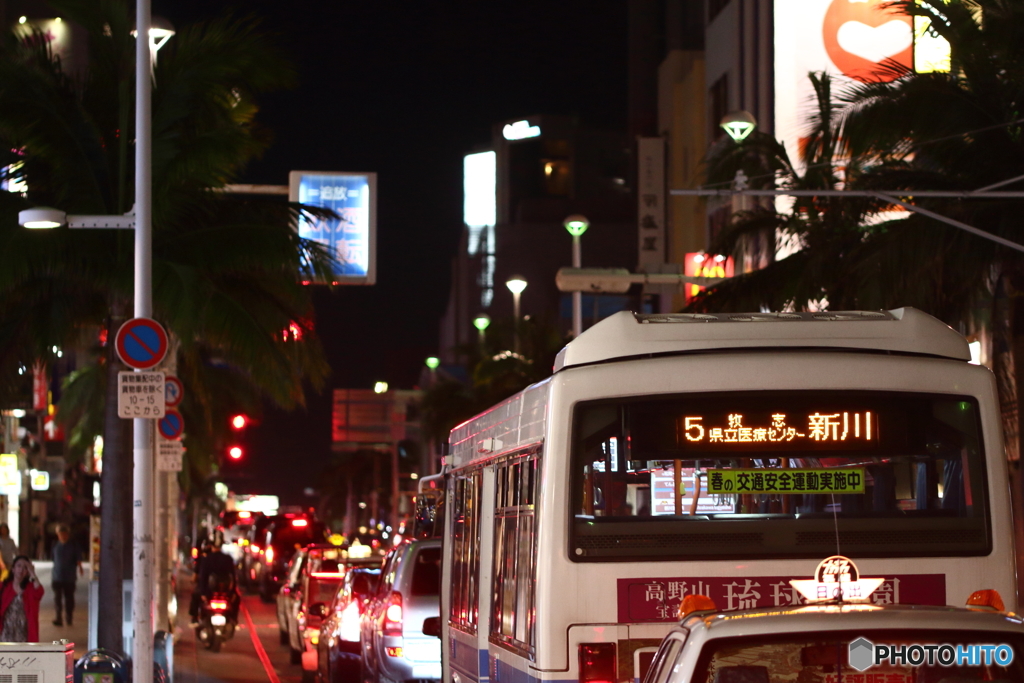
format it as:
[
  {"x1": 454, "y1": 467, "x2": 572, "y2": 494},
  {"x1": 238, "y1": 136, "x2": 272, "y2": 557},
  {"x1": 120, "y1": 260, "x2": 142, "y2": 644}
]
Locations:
[{"x1": 154, "y1": 0, "x2": 630, "y2": 502}]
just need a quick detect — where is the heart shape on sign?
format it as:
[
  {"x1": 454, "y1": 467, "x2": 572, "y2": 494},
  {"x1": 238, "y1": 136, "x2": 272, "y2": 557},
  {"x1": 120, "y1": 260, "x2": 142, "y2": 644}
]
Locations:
[
  {"x1": 822, "y1": 0, "x2": 913, "y2": 82},
  {"x1": 837, "y1": 20, "x2": 913, "y2": 63}
]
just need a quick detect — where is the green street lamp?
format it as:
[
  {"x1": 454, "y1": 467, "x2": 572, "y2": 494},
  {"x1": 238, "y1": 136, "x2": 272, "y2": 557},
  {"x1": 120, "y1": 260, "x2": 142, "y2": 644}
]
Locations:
[
  {"x1": 563, "y1": 215, "x2": 590, "y2": 337},
  {"x1": 720, "y1": 110, "x2": 757, "y2": 142},
  {"x1": 473, "y1": 313, "x2": 491, "y2": 345}
]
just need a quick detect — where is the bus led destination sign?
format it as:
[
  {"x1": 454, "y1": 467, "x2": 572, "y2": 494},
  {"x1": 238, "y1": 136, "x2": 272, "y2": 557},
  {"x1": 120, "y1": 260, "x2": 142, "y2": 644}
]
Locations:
[{"x1": 676, "y1": 411, "x2": 877, "y2": 451}]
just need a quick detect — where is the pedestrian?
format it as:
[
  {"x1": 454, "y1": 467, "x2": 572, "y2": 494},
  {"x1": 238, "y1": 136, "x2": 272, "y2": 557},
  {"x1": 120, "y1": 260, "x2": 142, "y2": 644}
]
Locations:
[
  {"x1": 50, "y1": 525, "x2": 81, "y2": 626},
  {"x1": 0, "y1": 556, "x2": 43, "y2": 641},
  {"x1": 0, "y1": 524, "x2": 16, "y2": 575}
]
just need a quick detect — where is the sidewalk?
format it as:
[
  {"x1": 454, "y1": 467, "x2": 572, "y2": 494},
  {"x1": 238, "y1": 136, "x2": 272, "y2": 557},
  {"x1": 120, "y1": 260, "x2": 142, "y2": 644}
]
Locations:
[{"x1": 35, "y1": 561, "x2": 90, "y2": 658}]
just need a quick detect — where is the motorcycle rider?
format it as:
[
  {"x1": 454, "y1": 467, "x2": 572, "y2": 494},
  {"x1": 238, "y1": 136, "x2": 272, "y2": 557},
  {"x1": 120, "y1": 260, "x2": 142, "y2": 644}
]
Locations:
[{"x1": 190, "y1": 533, "x2": 239, "y2": 625}]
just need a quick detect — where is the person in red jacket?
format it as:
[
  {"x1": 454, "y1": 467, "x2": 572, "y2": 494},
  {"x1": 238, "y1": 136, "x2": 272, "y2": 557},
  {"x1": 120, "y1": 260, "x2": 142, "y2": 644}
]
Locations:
[{"x1": 0, "y1": 556, "x2": 44, "y2": 642}]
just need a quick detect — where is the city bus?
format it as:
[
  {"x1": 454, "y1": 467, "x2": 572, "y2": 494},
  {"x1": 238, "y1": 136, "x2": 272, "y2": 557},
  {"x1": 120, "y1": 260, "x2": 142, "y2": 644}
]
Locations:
[{"x1": 438, "y1": 308, "x2": 1015, "y2": 683}]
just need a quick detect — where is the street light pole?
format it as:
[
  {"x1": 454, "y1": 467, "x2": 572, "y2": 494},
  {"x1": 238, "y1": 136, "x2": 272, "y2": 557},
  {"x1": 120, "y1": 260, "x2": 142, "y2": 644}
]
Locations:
[
  {"x1": 563, "y1": 215, "x2": 589, "y2": 337},
  {"x1": 505, "y1": 276, "x2": 527, "y2": 354},
  {"x1": 132, "y1": 0, "x2": 155, "y2": 678}
]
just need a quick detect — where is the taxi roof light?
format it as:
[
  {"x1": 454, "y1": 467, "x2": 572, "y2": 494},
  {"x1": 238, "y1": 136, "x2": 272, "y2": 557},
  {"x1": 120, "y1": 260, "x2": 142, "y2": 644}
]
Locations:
[
  {"x1": 678, "y1": 594, "x2": 718, "y2": 619},
  {"x1": 966, "y1": 589, "x2": 1005, "y2": 612}
]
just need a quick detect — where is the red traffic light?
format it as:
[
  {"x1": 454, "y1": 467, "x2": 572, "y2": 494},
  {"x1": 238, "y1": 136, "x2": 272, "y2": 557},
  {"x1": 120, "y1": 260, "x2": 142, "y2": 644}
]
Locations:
[
  {"x1": 230, "y1": 414, "x2": 248, "y2": 430},
  {"x1": 228, "y1": 445, "x2": 243, "y2": 460}
]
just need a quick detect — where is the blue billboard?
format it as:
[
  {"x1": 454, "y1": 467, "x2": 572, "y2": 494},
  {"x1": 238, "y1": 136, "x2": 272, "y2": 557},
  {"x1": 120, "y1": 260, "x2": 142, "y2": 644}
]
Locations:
[{"x1": 289, "y1": 171, "x2": 377, "y2": 284}]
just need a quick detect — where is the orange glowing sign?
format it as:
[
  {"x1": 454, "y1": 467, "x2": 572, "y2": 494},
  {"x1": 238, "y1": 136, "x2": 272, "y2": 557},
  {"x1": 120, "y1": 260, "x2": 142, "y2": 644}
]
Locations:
[{"x1": 684, "y1": 253, "x2": 734, "y2": 302}]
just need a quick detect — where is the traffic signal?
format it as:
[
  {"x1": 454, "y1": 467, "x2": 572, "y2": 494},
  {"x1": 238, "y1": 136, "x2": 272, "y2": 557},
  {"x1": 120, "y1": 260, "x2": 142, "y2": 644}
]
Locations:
[
  {"x1": 228, "y1": 445, "x2": 244, "y2": 460},
  {"x1": 230, "y1": 414, "x2": 248, "y2": 430}
]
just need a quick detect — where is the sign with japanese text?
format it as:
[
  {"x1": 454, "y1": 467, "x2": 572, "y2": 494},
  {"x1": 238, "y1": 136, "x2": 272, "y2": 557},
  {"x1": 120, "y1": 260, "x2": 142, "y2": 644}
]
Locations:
[
  {"x1": 617, "y1": 573, "x2": 945, "y2": 622},
  {"x1": 290, "y1": 171, "x2": 377, "y2": 285},
  {"x1": 0, "y1": 454, "x2": 19, "y2": 496},
  {"x1": 32, "y1": 363, "x2": 47, "y2": 411},
  {"x1": 706, "y1": 468, "x2": 865, "y2": 495},
  {"x1": 637, "y1": 137, "x2": 665, "y2": 269},
  {"x1": 157, "y1": 440, "x2": 184, "y2": 472},
  {"x1": 676, "y1": 410, "x2": 878, "y2": 452},
  {"x1": 117, "y1": 371, "x2": 165, "y2": 419}
]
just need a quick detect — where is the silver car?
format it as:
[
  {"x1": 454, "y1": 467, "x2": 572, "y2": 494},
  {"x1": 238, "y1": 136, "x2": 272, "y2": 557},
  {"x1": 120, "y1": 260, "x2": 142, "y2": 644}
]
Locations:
[{"x1": 360, "y1": 539, "x2": 441, "y2": 683}]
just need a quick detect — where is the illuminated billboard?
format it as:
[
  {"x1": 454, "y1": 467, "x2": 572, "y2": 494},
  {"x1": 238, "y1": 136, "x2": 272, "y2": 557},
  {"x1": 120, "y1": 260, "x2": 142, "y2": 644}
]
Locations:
[
  {"x1": 289, "y1": 171, "x2": 377, "y2": 285},
  {"x1": 774, "y1": 0, "x2": 950, "y2": 169}
]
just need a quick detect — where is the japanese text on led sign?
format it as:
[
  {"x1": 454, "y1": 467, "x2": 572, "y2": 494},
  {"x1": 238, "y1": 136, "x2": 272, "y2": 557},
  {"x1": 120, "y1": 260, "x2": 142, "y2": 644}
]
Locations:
[
  {"x1": 679, "y1": 411, "x2": 875, "y2": 445},
  {"x1": 706, "y1": 468, "x2": 866, "y2": 495}
]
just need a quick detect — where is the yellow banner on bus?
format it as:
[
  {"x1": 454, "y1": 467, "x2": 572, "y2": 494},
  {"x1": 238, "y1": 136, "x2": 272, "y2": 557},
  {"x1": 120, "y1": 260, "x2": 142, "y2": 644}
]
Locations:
[{"x1": 706, "y1": 468, "x2": 865, "y2": 495}]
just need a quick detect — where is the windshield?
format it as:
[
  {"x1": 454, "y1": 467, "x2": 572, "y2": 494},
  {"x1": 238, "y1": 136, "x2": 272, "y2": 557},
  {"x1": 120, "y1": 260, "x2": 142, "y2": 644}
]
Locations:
[
  {"x1": 572, "y1": 391, "x2": 989, "y2": 561},
  {"x1": 683, "y1": 630, "x2": 1024, "y2": 683}
]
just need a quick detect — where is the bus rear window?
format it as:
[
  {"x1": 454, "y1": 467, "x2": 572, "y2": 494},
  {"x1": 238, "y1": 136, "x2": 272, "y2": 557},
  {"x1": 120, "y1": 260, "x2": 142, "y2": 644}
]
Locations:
[{"x1": 571, "y1": 391, "x2": 989, "y2": 561}]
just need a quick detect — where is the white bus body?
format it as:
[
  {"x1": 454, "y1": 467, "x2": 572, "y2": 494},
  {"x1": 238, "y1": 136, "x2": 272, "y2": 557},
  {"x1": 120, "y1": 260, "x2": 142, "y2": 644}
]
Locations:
[{"x1": 440, "y1": 309, "x2": 1015, "y2": 683}]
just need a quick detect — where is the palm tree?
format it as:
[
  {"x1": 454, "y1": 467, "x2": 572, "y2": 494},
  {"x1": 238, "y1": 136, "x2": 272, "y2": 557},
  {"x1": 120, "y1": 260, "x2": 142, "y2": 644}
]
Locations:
[
  {"x1": 0, "y1": 0, "x2": 334, "y2": 651},
  {"x1": 692, "y1": 0, "x2": 1024, "y2": 595}
]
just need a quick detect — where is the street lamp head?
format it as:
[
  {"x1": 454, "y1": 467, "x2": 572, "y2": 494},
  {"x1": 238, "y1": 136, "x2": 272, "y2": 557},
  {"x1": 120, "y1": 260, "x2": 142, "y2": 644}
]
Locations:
[
  {"x1": 563, "y1": 214, "x2": 590, "y2": 237},
  {"x1": 131, "y1": 16, "x2": 175, "y2": 45},
  {"x1": 19, "y1": 207, "x2": 66, "y2": 229},
  {"x1": 506, "y1": 276, "x2": 527, "y2": 295},
  {"x1": 425, "y1": 356, "x2": 440, "y2": 370},
  {"x1": 373, "y1": 381, "x2": 389, "y2": 394},
  {"x1": 720, "y1": 110, "x2": 757, "y2": 142},
  {"x1": 473, "y1": 313, "x2": 491, "y2": 332}
]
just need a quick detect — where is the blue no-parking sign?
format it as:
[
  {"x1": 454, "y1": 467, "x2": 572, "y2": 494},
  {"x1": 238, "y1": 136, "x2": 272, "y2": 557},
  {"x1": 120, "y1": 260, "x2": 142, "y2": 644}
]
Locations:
[
  {"x1": 115, "y1": 318, "x2": 168, "y2": 370},
  {"x1": 158, "y1": 409, "x2": 184, "y2": 440}
]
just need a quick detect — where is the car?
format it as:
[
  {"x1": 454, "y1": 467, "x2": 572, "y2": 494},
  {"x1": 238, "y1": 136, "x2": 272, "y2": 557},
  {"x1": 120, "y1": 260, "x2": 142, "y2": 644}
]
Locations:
[
  {"x1": 642, "y1": 557, "x2": 1024, "y2": 683},
  {"x1": 253, "y1": 514, "x2": 330, "y2": 601},
  {"x1": 277, "y1": 549, "x2": 309, "y2": 645},
  {"x1": 360, "y1": 538, "x2": 442, "y2": 683},
  {"x1": 282, "y1": 544, "x2": 381, "y2": 678},
  {"x1": 315, "y1": 567, "x2": 381, "y2": 683}
]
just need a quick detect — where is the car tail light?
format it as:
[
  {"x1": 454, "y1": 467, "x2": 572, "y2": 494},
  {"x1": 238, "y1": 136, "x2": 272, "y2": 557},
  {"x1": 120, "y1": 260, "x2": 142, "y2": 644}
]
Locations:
[
  {"x1": 339, "y1": 601, "x2": 360, "y2": 642},
  {"x1": 266, "y1": 546, "x2": 275, "y2": 563},
  {"x1": 292, "y1": 518, "x2": 309, "y2": 527},
  {"x1": 385, "y1": 647, "x2": 404, "y2": 657},
  {"x1": 209, "y1": 599, "x2": 228, "y2": 611},
  {"x1": 579, "y1": 643, "x2": 617, "y2": 683},
  {"x1": 252, "y1": 545, "x2": 261, "y2": 555},
  {"x1": 383, "y1": 592, "x2": 403, "y2": 636},
  {"x1": 191, "y1": 548, "x2": 198, "y2": 559}
]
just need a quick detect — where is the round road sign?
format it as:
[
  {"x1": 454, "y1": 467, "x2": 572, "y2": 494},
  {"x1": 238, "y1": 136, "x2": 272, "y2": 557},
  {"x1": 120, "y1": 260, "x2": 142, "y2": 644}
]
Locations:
[
  {"x1": 164, "y1": 376, "x2": 184, "y2": 408},
  {"x1": 158, "y1": 409, "x2": 184, "y2": 441},
  {"x1": 115, "y1": 318, "x2": 168, "y2": 370}
]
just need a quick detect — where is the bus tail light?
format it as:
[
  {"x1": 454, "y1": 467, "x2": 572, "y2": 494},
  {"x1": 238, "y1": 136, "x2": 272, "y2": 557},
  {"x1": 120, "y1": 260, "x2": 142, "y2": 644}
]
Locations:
[
  {"x1": 383, "y1": 592, "x2": 403, "y2": 636},
  {"x1": 579, "y1": 643, "x2": 617, "y2": 683},
  {"x1": 966, "y1": 589, "x2": 1005, "y2": 612}
]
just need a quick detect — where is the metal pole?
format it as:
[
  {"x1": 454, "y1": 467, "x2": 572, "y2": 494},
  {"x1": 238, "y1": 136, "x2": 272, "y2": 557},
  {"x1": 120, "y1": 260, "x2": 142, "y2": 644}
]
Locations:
[
  {"x1": 572, "y1": 234, "x2": 582, "y2": 337},
  {"x1": 133, "y1": 0, "x2": 155, "y2": 678},
  {"x1": 512, "y1": 292, "x2": 521, "y2": 354}
]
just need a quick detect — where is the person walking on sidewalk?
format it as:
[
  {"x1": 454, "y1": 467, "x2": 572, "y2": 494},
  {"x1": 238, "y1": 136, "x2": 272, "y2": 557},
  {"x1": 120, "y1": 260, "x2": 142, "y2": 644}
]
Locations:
[
  {"x1": 0, "y1": 556, "x2": 43, "y2": 641},
  {"x1": 50, "y1": 525, "x2": 81, "y2": 626}
]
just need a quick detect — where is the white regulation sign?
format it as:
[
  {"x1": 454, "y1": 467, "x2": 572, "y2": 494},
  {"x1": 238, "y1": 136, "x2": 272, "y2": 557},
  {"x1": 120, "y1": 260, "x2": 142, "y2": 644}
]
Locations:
[
  {"x1": 117, "y1": 371, "x2": 165, "y2": 419},
  {"x1": 157, "y1": 440, "x2": 184, "y2": 472}
]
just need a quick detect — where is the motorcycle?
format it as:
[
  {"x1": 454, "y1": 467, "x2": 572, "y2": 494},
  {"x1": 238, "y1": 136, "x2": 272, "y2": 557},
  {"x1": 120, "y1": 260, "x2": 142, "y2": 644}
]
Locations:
[{"x1": 195, "y1": 592, "x2": 237, "y2": 652}]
